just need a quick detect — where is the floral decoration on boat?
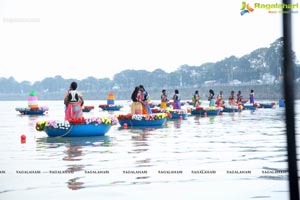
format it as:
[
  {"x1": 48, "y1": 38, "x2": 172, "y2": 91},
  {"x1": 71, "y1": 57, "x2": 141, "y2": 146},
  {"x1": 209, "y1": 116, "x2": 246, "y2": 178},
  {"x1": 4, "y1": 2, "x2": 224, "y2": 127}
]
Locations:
[
  {"x1": 35, "y1": 116, "x2": 118, "y2": 131},
  {"x1": 116, "y1": 113, "x2": 169, "y2": 121}
]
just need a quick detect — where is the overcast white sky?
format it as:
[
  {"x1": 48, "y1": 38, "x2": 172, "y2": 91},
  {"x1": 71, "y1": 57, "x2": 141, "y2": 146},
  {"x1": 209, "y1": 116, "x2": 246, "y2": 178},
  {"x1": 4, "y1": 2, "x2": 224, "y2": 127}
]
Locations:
[{"x1": 0, "y1": 0, "x2": 299, "y2": 83}]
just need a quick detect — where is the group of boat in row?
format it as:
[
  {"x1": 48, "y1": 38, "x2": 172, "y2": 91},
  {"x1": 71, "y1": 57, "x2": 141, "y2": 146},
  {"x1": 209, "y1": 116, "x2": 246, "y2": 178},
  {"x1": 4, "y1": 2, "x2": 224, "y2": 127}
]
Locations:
[{"x1": 16, "y1": 91, "x2": 280, "y2": 138}]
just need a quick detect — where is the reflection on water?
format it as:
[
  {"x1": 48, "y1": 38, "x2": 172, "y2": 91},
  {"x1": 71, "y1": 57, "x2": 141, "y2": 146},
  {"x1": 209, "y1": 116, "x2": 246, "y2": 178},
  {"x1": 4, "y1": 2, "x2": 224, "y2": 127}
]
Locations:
[
  {"x1": 173, "y1": 120, "x2": 182, "y2": 128},
  {"x1": 0, "y1": 101, "x2": 298, "y2": 199},
  {"x1": 67, "y1": 177, "x2": 85, "y2": 190},
  {"x1": 63, "y1": 144, "x2": 83, "y2": 161}
]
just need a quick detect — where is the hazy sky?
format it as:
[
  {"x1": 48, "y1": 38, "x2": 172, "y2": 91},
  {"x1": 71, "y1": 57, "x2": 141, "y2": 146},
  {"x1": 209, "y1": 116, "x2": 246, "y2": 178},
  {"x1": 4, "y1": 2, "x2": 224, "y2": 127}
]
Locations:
[{"x1": 0, "y1": 0, "x2": 299, "y2": 83}]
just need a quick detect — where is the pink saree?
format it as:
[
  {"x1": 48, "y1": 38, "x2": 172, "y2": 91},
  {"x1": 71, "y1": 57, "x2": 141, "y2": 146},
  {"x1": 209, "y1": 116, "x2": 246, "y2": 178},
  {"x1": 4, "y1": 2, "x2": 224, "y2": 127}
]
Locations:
[{"x1": 65, "y1": 102, "x2": 83, "y2": 121}]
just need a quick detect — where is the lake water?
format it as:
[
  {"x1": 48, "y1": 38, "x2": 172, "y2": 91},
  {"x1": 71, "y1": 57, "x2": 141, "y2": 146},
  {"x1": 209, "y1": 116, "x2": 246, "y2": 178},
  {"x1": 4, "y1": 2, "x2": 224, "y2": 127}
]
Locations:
[{"x1": 0, "y1": 100, "x2": 299, "y2": 200}]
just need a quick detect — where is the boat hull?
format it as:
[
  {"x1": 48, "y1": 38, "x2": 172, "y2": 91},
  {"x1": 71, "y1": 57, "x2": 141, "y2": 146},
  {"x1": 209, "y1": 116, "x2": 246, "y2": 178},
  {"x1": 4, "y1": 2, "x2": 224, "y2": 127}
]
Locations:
[
  {"x1": 45, "y1": 124, "x2": 111, "y2": 137},
  {"x1": 82, "y1": 109, "x2": 93, "y2": 112},
  {"x1": 243, "y1": 105, "x2": 257, "y2": 111},
  {"x1": 258, "y1": 103, "x2": 274, "y2": 109},
  {"x1": 191, "y1": 109, "x2": 220, "y2": 116},
  {"x1": 118, "y1": 118, "x2": 167, "y2": 127},
  {"x1": 100, "y1": 106, "x2": 122, "y2": 111},
  {"x1": 170, "y1": 113, "x2": 188, "y2": 119},
  {"x1": 19, "y1": 110, "x2": 46, "y2": 115}
]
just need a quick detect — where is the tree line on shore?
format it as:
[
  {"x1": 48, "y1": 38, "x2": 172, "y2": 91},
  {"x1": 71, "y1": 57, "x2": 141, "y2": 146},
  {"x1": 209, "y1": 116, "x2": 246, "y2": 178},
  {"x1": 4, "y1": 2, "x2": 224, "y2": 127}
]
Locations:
[{"x1": 0, "y1": 37, "x2": 299, "y2": 100}]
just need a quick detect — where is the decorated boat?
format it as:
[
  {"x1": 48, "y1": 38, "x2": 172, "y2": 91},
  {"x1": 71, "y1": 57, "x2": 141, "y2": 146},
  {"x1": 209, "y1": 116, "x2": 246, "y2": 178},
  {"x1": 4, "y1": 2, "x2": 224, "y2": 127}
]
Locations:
[
  {"x1": 151, "y1": 108, "x2": 188, "y2": 120},
  {"x1": 116, "y1": 113, "x2": 168, "y2": 127},
  {"x1": 222, "y1": 105, "x2": 243, "y2": 113},
  {"x1": 16, "y1": 106, "x2": 49, "y2": 115},
  {"x1": 191, "y1": 106, "x2": 222, "y2": 116},
  {"x1": 99, "y1": 92, "x2": 123, "y2": 111},
  {"x1": 99, "y1": 104, "x2": 122, "y2": 111},
  {"x1": 169, "y1": 109, "x2": 188, "y2": 120},
  {"x1": 16, "y1": 91, "x2": 49, "y2": 115},
  {"x1": 243, "y1": 103, "x2": 258, "y2": 111},
  {"x1": 36, "y1": 116, "x2": 118, "y2": 137},
  {"x1": 82, "y1": 105, "x2": 95, "y2": 112},
  {"x1": 258, "y1": 102, "x2": 275, "y2": 109},
  {"x1": 157, "y1": 102, "x2": 185, "y2": 108}
]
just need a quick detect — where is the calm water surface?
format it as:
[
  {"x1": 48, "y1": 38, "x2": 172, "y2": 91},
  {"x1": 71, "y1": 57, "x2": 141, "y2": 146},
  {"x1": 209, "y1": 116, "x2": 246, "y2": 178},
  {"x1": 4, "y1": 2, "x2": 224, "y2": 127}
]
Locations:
[{"x1": 0, "y1": 100, "x2": 299, "y2": 200}]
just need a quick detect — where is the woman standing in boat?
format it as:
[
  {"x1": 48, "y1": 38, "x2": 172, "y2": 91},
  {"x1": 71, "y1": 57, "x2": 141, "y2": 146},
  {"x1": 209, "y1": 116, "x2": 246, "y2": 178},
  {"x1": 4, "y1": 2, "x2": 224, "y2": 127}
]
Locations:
[
  {"x1": 131, "y1": 86, "x2": 143, "y2": 114},
  {"x1": 64, "y1": 82, "x2": 84, "y2": 121},
  {"x1": 228, "y1": 91, "x2": 236, "y2": 105},
  {"x1": 216, "y1": 90, "x2": 224, "y2": 107},
  {"x1": 236, "y1": 90, "x2": 243, "y2": 104},
  {"x1": 172, "y1": 89, "x2": 181, "y2": 109},
  {"x1": 249, "y1": 89, "x2": 255, "y2": 104},
  {"x1": 208, "y1": 89, "x2": 215, "y2": 107},
  {"x1": 139, "y1": 85, "x2": 152, "y2": 114},
  {"x1": 160, "y1": 89, "x2": 168, "y2": 109},
  {"x1": 192, "y1": 90, "x2": 201, "y2": 108}
]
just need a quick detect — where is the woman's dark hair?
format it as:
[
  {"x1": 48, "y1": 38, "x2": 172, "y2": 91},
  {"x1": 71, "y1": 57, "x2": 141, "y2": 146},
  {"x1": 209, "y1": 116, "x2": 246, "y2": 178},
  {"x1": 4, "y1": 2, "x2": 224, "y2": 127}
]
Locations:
[
  {"x1": 162, "y1": 89, "x2": 166, "y2": 93},
  {"x1": 139, "y1": 85, "x2": 144, "y2": 90},
  {"x1": 251, "y1": 89, "x2": 254, "y2": 93},
  {"x1": 131, "y1": 87, "x2": 139, "y2": 102},
  {"x1": 175, "y1": 89, "x2": 179, "y2": 94},
  {"x1": 209, "y1": 89, "x2": 214, "y2": 96},
  {"x1": 70, "y1": 82, "x2": 77, "y2": 90}
]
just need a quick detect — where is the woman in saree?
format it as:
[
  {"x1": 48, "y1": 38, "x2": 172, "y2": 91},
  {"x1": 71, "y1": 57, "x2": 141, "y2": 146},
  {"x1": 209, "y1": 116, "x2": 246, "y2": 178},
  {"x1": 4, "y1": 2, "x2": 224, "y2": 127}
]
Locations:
[{"x1": 64, "y1": 82, "x2": 84, "y2": 121}]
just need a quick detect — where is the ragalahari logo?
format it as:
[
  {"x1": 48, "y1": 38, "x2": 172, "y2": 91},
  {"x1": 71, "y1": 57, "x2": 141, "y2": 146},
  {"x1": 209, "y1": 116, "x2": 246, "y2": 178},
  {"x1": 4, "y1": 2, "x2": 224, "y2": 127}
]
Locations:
[{"x1": 240, "y1": 2, "x2": 254, "y2": 15}]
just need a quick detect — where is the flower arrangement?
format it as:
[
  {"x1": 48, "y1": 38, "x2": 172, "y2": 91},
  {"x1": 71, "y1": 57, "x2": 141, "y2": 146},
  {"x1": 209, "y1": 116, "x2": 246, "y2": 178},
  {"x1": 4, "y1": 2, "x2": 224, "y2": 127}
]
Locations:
[
  {"x1": 116, "y1": 113, "x2": 168, "y2": 121},
  {"x1": 195, "y1": 106, "x2": 222, "y2": 111},
  {"x1": 36, "y1": 116, "x2": 118, "y2": 131},
  {"x1": 151, "y1": 108, "x2": 161, "y2": 113},
  {"x1": 166, "y1": 108, "x2": 187, "y2": 114},
  {"x1": 116, "y1": 114, "x2": 132, "y2": 120}
]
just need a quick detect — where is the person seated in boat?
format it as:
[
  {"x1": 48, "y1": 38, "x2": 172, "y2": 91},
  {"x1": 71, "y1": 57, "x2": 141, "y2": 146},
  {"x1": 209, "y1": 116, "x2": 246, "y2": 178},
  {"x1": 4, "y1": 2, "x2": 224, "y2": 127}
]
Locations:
[
  {"x1": 216, "y1": 90, "x2": 224, "y2": 107},
  {"x1": 172, "y1": 89, "x2": 181, "y2": 109},
  {"x1": 131, "y1": 86, "x2": 143, "y2": 114},
  {"x1": 160, "y1": 89, "x2": 168, "y2": 109},
  {"x1": 192, "y1": 90, "x2": 201, "y2": 108},
  {"x1": 228, "y1": 91, "x2": 236, "y2": 105},
  {"x1": 249, "y1": 89, "x2": 255, "y2": 104},
  {"x1": 139, "y1": 85, "x2": 152, "y2": 114},
  {"x1": 236, "y1": 90, "x2": 243, "y2": 104},
  {"x1": 208, "y1": 89, "x2": 215, "y2": 107},
  {"x1": 64, "y1": 82, "x2": 84, "y2": 121}
]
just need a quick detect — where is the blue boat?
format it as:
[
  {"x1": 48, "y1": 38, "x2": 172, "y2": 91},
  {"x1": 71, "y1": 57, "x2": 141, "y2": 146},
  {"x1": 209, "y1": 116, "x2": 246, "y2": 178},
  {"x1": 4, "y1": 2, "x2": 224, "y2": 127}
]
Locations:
[
  {"x1": 222, "y1": 106, "x2": 241, "y2": 113},
  {"x1": 170, "y1": 112, "x2": 188, "y2": 120},
  {"x1": 243, "y1": 105, "x2": 257, "y2": 111},
  {"x1": 191, "y1": 109, "x2": 220, "y2": 116},
  {"x1": 45, "y1": 124, "x2": 112, "y2": 137},
  {"x1": 99, "y1": 104, "x2": 122, "y2": 111},
  {"x1": 16, "y1": 107, "x2": 48, "y2": 115},
  {"x1": 258, "y1": 103, "x2": 275, "y2": 109},
  {"x1": 118, "y1": 118, "x2": 167, "y2": 127}
]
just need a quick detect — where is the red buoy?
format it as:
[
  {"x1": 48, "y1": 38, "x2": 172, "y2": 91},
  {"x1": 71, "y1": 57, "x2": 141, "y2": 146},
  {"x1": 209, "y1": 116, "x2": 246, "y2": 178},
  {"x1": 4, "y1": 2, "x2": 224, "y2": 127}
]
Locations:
[
  {"x1": 21, "y1": 134, "x2": 26, "y2": 144},
  {"x1": 123, "y1": 123, "x2": 128, "y2": 128}
]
